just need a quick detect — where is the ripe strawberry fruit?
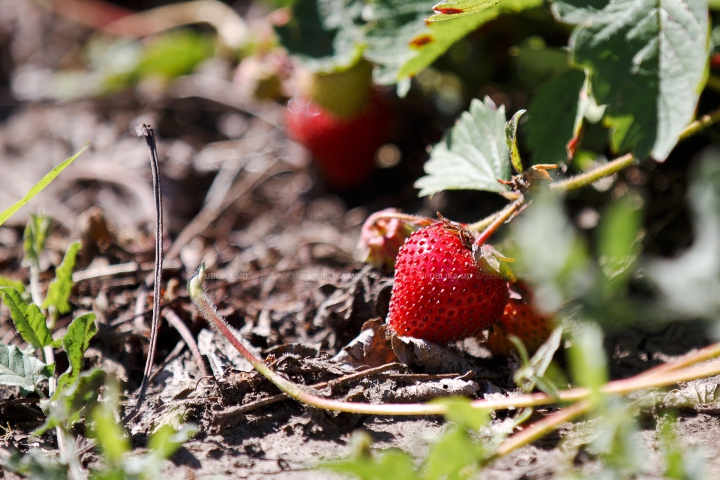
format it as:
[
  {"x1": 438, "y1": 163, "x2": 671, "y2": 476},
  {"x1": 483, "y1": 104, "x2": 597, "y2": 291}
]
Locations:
[
  {"x1": 387, "y1": 222, "x2": 509, "y2": 344},
  {"x1": 285, "y1": 92, "x2": 393, "y2": 188},
  {"x1": 483, "y1": 281, "x2": 554, "y2": 357}
]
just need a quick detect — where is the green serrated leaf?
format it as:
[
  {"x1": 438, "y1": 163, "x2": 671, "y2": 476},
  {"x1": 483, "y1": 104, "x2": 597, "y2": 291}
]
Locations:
[
  {"x1": 22, "y1": 214, "x2": 51, "y2": 270},
  {"x1": 37, "y1": 368, "x2": 105, "y2": 435},
  {"x1": 525, "y1": 69, "x2": 586, "y2": 165},
  {"x1": 367, "y1": 0, "x2": 542, "y2": 84},
  {"x1": 0, "y1": 145, "x2": 87, "y2": 227},
  {"x1": 0, "y1": 342, "x2": 54, "y2": 392},
  {"x1": 551, "y1": 0, "x2": 709, "y2": 161},
  {"x1": 42, "y1": 241, "x2": 82, "y2": 314},
  {"x1": 506, "y1": 109, "x2": 526, "y2": 174},
  {"x1": 275, "y1": 0, "x2": 364, "y2": 71},
  {"x1": 0, "y1": 288, "x2": 53, "y2": 349},
  {"x1": 415, "y1": 97, "x2": 511, "y2": 196},
  {"x1": 427, "y1": 0, "x2": 501, "y2": 21},
  {"x1": 55, "y1": 313, "x2": 98, "y2": 396}
]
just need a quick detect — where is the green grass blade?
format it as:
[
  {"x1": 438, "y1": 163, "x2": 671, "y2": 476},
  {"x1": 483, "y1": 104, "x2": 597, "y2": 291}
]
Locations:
[{"x1": 0, "y1": 144, "x2": 89, "y2": 227}]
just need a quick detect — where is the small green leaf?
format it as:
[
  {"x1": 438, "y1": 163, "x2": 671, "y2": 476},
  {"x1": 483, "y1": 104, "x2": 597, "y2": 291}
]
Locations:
[
  {"x1": 551, "y1": 0, "x2": 709, "y2": 160},
  {"x1": 415, "y1": 97, "x2": 511, "y2": 196},
  {"x1": 0, "y1": 145, "x2": 87, "y2": 227},
  {"x1": 43, "y1": 241, "x2": 82, "y2": 314},
  {"x1": 423, "y1": 426, "x2": 486, "y2": 479},
  {"x1": 55, "y1": 313, "x2": 98, "y2": 395},
  {"x1": 432, "y1": 396, "x2": 490, "y2": 431},
  {"x1": 568, "y1": 323, "x2": 608, "y2": 391},
  {"x1": 326, "y1": 450, "x2": 419, "y2": 480},
  {"x1": 506, "y1": 109, "x2": 526, "y2": 174},
  {"x1": 22, "y1": 214, "x2": 51, "y2": 270},
  {"x1": 148, "y1": 424, "x2": 198, "y2": 459},
  {"x1": 37, "y1": 368, "x2": 105, "y2": 435},
  {"x1": 0, "y1": 276, "x2": 25, "y2": 293},
  {"x1": 0, "y1": 288, "x2": 53, "y2": 349},
  {"x1": 597, "y1": 192, "x2": 643, "y2": 292},
  {"x1": 0, "y1": 342, "x2": 54, "y2": 392},
  {"x1": 525, "y1": 69, "x2": 586, "y2": 165},
  {"x1": 133, "y1": 30, "x2": 215, "y2": 81},
  {"x1": 427, "y1": 0, "x2": 501, "y2": 22},
  {"x1": 89, "y1": 383, "x2": 130, "y2": 464}
]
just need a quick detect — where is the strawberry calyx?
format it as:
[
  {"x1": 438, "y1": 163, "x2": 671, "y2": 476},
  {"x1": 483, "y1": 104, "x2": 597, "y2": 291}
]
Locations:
[{"x1": 358, "y1": 209, "x2": 433, "y2": 270}]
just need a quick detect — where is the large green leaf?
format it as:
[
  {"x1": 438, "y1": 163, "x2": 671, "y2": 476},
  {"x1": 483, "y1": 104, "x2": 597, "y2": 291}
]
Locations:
[
  {"x1": 55, "y1": 312, "x2": 98, "y2": 395},
  {"x1": 0, "y1": 343, "x2": 54, "y2": 391},
  {"x1": 525, "y1": 69, "x2": 586, "y2": 165},
  {"x1": 0, "y1": 288, "x2": 55, "y2": 349},
  {"x1": 43, "y1": 241, "x2": 82, "y2": 314},
  {"x1": 275, "y1": 0, "x2": 365, "y2": 71},
  {"x1": 551, "y1": 0, "x2": 709, "y2": 161},
  {"x1": 415, "y1": 97, "x2": 511, "y2": 196},
  {"x1": 366, "y1": 0, "x2": 542, "y2": 84},
  {"x1": 427, "y1": 0, "x2": 502, "y2": 21},
  {"x1": 0, "y1": 145, "x2": 88, "y2": 227}
]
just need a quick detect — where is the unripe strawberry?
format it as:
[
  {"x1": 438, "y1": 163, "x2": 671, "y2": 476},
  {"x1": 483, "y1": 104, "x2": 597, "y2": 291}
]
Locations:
[
  {"x1": 387, "y1": 222, "x2": 509, "y2": 344},
  {"x1": 357, "y1": 208, "x2": 415, "y2": 271},
  {"x1": 483, "y1": 281, "x2": 554, "y2": 357}
]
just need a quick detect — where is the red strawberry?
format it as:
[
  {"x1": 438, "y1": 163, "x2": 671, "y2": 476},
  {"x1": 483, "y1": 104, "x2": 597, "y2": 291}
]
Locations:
[
  {"x1": 387, "y1": 222, "x2": 509, "y2": 344},
  {"x1": 285, "y1": 92, "x2": 393, "y2": 188},
  {"x1": 284, "y1": 59, "x2": 394, "y2": 189},
  {"x1": 482, "y1": 282, "x2": 554, "y2": 357}
]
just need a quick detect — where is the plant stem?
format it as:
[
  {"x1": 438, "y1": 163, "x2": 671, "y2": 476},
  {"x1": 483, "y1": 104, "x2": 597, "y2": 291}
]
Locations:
[
  {"x1": 549, "y1": 153, "x2": 636, "y2": 192},
  {"x1": 189, "y1": 265, "x2": 720, "y2": 416},
  {"x1": 494, "y1": 400, "x2": 592, "y2": 458},
  {"x1": 130, "y1": 124, "x2": 164, "y2": 418},
  {"x1": 473, "y1": 196, "x2": 524, "y2": 247},
  {"x1": 678, "y1": 105, "x2": 720, "y2": 140}
]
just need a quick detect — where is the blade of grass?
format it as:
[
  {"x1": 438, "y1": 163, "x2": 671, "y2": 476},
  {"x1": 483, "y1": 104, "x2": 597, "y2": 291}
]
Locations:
[{"x1": 0, "y1": 144, "x2": 88, "y2": 227}]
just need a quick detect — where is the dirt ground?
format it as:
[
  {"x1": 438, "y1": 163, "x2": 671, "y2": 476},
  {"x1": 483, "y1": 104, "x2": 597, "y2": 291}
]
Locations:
[{"x1": 1, "y1": 1, "x2": 720, "y2": 479}]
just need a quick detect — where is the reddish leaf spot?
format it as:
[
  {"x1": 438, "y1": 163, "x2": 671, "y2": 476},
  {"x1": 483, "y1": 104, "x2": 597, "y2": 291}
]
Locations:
[
  {"x1": 409, "y1": 34, "x2": 434, "y2": 48},
  {"x1": 434, "y1": 7, "x2": 464, "y2": 14}
]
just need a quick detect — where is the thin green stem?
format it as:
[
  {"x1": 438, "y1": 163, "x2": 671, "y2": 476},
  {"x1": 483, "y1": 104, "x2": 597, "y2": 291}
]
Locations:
[
  {"x1": 189, "y1": 265, "x2": 720, "y2": 416},
  {"x1": 473, "y1": 196, "x2": 524, "y2": 247},
  {"x1": 549, "y1": 153, "x2": 636, "y2": 192},
  {"x1": 494, "y1": 400, "x2": 592, "y2": 458},
  {"x1": 678, "y1": 105, "x2": 720, "y2": 140}
]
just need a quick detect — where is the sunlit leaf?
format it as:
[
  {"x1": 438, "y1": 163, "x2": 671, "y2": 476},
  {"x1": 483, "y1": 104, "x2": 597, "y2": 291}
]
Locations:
[
  {"x1": 551, "y1": 0, "x2": 709, "y2": 160},
  {"x1": 0, "y1": 288, "x2": 54, "y2": 350},
  {"x1": 415, "y1": 97, "x2": 511, "y2": 196},
  {"x1": 506, "y1": 109, "x2": 526, "y2": 174},
  {"x1": 597, "y1": 192, "x2": 643, "y2": 293},
  {"x1": 55, "y1": 313, "x2": 98, "y2": 395},
  {"x1": 37, "y1": 368, "x2": 105, "y2": 435},
  {"x1": 134, "y1": 30, "x2": 215, "y2": 81},
  {"x1": 42, "y1": 241, "x2": 82, "y2": 314},
  {"x1": 568, "y1": 323, "x2": 608, "y2": 391},
  {"x1": 0, "y1": 276, "x2": 25, "y2": 293},
  {"x1": 0, "y1": 146, "x2": 87, "y2": 227},
  {"x1": 0, "y1": 342, "x2": 54, "y2": 392}
]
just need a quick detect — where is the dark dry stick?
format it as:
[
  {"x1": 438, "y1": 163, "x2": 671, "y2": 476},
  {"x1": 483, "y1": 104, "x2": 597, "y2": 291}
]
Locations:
[{"x1": 130, "y1": 124, "x2": 164, "y2": 418}]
